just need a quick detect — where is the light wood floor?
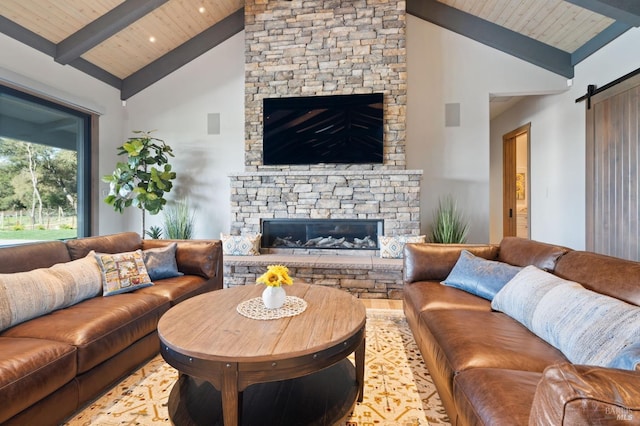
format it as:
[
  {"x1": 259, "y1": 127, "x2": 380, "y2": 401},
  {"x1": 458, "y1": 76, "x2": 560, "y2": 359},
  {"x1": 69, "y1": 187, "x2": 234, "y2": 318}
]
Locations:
[{"x1": 360, "y1": 298, "x2": 403, "y2": 310}]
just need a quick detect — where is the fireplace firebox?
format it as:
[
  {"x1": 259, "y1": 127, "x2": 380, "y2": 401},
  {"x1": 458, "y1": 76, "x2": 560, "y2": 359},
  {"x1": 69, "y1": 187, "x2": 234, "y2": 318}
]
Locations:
[{"x1": 261, "y1": 219, "x2": 383, "y2": 250}]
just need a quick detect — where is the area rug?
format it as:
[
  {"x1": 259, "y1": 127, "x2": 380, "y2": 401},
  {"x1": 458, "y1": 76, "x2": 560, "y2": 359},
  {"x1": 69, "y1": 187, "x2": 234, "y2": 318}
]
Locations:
[{"x1": 64, "y1": 309, "x2": 450, "y2": 426}]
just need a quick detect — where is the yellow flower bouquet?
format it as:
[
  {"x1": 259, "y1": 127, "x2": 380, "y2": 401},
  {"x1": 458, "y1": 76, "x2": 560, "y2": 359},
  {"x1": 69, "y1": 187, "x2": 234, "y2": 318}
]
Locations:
[{"x1": 256, "y1": 264, "x2": 293, "y2": 287}]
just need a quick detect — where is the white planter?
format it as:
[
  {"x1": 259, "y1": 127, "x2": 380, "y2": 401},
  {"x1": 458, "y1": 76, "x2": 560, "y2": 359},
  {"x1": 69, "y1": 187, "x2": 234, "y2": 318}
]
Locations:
[{"x1": 262, "y1": 286, "x2": 286, "y2": 309}]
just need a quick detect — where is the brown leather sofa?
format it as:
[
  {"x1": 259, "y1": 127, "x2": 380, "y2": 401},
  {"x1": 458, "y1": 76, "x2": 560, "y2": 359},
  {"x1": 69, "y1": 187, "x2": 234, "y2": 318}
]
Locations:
[
  {"x1": 0, "y1": 232, "x2": 223, "y2": 426},
  {"x1": 403, "y1": 237, "x2": 640, "y2": 425}
]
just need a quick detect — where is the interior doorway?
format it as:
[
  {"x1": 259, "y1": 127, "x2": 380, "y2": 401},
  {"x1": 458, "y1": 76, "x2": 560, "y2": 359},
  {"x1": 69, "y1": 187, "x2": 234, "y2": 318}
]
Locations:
[{"x1": 502, "y1": 123, "x2": 530, "y2": 238}]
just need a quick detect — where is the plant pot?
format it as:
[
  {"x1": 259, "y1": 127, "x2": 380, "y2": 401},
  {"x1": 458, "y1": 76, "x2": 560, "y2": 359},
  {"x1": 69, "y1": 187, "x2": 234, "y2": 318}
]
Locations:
[{"x1": 262, "y1": 286, "x2": 286, "y2": 309}]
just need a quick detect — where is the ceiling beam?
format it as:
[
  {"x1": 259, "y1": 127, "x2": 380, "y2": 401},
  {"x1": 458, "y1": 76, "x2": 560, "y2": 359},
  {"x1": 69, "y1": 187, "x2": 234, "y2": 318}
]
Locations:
[
  {"x1": 121, "y1": 7, "x2": 245, "y2": 100},
  {"x1": 0, "y1": 17, "x2": 122, "y2": 89},
  {"x1": 406, "y1": 0, "x2": 574, "y2": 78},
  {"x1": 0, "y1": 15, "x2": 56, "y2": 56},
  {"x1": 571, "y1": 21, "x2": 631, "y2": 64},
  {"x1": 55, "y1": 0, "x2": 170, "y2": 65},
  {"x1": 564, "y1": 0, "x2": 640, "y2": 26}
]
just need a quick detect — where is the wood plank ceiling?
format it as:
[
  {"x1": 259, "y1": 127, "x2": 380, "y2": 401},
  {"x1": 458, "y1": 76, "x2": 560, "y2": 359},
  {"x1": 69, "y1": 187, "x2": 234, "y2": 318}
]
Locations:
[{"x1": 0, "y1": 0, "x2": 638, "y2": 100}]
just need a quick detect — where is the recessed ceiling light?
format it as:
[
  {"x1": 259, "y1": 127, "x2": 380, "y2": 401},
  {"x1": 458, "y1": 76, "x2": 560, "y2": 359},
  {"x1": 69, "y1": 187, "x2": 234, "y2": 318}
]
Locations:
[
  {"x1": 198, "y1": 6, "x2": 206, "y2": 13},
  {"x1": 149, "y1": 36, "x2": 156, "y2": 43}
]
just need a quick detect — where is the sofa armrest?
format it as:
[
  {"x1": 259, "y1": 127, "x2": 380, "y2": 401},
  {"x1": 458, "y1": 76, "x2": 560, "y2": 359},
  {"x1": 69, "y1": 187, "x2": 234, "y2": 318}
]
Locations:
[
  {"x1": 142, "y1": 239, "x2": 223, "y2": 282},
  {"x1": 529, "y1": 363, "x2": 640, "y2": 425},
  {"x1": 403, "y1": 243, "x2": 498, "y2": 284}
]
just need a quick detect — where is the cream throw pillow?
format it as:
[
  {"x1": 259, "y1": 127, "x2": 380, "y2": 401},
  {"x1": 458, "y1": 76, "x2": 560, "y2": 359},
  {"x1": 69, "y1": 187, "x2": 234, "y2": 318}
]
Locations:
[{"x1": 0, "y1": 252, "x2": 102, "y2": 332}]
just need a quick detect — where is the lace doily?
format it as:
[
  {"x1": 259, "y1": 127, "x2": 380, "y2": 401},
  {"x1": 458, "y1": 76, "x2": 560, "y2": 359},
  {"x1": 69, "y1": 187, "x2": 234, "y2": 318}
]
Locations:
[{"x1": 236, "y1": 296, "x2": 308, "y2": 320}]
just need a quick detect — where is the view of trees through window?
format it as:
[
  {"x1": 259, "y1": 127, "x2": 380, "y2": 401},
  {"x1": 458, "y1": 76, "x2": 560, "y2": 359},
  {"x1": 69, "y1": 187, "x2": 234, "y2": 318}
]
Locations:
[
  {"x1": 0, "y1": 84, "x2": 92, "y2": 245},
  {"x1": 0, "y1": 138, "x2": 77, "y2": 240}
]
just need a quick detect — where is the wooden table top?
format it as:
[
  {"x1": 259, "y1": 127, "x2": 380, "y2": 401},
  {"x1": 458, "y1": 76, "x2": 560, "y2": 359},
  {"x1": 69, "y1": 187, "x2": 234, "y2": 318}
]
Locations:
[{"x1": 158, "y1": 283, "x2": 366, "y2": 364}]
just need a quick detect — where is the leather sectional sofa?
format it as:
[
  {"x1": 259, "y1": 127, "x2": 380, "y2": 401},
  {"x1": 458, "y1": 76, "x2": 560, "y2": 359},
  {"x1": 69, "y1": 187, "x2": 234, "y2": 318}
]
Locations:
[
  {"x1": 403, "y1": 237, "x2": 640, "y2": 425},
  {"x1": 0, "y1": 232, "x2": 223, "y2": 425}
]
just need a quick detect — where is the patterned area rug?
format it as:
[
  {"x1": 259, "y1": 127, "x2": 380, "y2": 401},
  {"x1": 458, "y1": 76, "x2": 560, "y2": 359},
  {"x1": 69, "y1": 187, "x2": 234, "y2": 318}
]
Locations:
[{"x1": 64, "y1": 309, "x2": 450, "y2": 426}]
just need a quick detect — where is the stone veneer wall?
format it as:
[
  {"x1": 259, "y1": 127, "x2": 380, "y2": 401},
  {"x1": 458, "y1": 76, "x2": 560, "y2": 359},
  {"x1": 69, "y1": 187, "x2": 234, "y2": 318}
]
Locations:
[
  {"x1": 228, "y1": 0, "x2": 419, "y2": 296},
  {"x1": 229, "y1": 169, "x2": 422, "y2": 239},
  {"x1": 244, "y1": 0, "x2": 407, "y2": 169}
]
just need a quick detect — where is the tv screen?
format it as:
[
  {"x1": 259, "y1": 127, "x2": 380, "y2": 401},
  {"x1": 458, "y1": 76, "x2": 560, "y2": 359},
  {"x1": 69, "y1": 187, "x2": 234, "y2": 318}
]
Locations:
[{"x1": 263, "y1": 93, "x2": 384, "y2": 165}]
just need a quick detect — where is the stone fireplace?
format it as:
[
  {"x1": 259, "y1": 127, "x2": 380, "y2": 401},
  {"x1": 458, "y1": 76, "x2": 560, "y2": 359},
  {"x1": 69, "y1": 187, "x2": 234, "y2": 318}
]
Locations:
[
  {"x1": 225, "y1": 0, "x2": 419, "y2": 297},
  {"x1": 228, "y1": 0, "x2": 421, "y2": 254}
]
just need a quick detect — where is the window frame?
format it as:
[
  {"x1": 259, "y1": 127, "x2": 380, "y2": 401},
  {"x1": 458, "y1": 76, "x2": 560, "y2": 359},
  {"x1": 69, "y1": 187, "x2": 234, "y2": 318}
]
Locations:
[{"x1": 0, "y1": 83, "x2": 96, "y2": 238}]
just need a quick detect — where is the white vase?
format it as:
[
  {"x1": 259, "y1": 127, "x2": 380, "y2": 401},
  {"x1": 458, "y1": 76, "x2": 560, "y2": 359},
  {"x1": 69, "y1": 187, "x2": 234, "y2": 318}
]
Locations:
[{"x1": 262, "y1": 285, "x2": 286, "y2": 309}]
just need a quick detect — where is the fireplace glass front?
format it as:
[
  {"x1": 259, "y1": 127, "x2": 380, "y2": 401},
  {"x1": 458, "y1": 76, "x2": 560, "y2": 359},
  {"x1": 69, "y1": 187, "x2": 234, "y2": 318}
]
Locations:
[{"x1": 261, "y1": 219, "x2": 383, "y2": 250}]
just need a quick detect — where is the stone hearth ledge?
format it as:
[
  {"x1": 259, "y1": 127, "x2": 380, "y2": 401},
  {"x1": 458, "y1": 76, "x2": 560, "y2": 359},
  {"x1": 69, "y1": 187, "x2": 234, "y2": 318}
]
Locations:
[
  {"x1": 224, "y1": 254, "x2": 405, "y2": 299},
  {"x1": 225, "y1": 254, "x2": 403, "y2": 270}
]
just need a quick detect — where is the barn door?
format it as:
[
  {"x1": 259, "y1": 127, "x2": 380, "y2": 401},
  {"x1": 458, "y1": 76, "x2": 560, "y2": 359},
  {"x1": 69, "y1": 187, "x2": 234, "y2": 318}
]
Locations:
[{"x1": 586, "y1": 73, "x2": 640, "y2": 261}]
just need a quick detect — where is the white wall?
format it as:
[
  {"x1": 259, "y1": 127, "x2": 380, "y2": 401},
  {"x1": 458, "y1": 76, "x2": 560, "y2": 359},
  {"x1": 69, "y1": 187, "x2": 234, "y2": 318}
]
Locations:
[
  {"x1": 123, "y1": 32, "x2": 245, "y2": 239},
  {"x1": 0, "y1": 33, "x2": 126, "y2": 235},
  {"x1": 490, "y1": 27, "x2": 640, "y2": 249},
  {"x1": 406, "y1": 15, "x2": 568, "y2": 243}
]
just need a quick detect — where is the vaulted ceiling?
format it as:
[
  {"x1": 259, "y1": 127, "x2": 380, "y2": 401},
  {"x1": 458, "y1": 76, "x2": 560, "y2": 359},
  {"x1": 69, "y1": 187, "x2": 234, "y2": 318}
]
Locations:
[{"x1": 0, "y1": 0, "x2": 638, "y2": 100}]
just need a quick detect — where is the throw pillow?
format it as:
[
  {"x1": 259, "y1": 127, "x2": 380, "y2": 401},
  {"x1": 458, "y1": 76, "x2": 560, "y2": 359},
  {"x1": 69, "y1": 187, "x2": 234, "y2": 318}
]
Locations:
[
  {"x1": 609, "y1": 343, "x2": 640, "y2": 371},
  {"x1": 95, "y1": 250, "x2": 153, "y2": 296},
  {"x1": 143, "y1": 243, "x2": 183, "y2": 280},
  {"x1": 492, "y1": 265, "x2": 640, "y2": 370},
  {"x1": 442, "y1": 250, "x2": 522, "y2": 300},
  {"x1": 221, "y1": 233, "x2": 261, "y2": 256},
  {"x1": 379, "y1": 235, "x2": 426, "y2": 259},
  {"x1": 0, "y1": 252, "x2": 102, "y2": 332}
]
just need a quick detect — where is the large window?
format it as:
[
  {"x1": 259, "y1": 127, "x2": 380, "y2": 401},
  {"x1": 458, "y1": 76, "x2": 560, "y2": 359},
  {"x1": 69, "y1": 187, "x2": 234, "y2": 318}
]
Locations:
[{"x1": 0, "y1": 84, "x2": 92, "y2": 244}]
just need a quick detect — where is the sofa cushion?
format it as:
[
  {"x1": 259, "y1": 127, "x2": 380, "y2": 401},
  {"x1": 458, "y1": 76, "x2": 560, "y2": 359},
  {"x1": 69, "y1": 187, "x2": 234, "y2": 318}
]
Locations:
[
  {"x1": 492, "y1": 265, "x2": 640, "y2": 370},
  {"x1": 497, "y1": 236, "x2": 569, "y2": 271},
  {"x1": 2, "y1": 293, "x2": 169, "y2": 373},
  {"x1": 142, "y1": 242, "x2": 183, "y2": 280},
  {"x1": 95, "y1": 250, "x2": 153, "y2": 296},
  {"x1": 66, "y1": 232, "x2": 143, "y2": 260},
  {"x1": 0, "y1": 252, "x2": 102, "y2": 332},
  {"x1": 0, "y1": 240, "x2": 70, "y2": 273},
  {"x1": 529, "y1": 363, "x2": 640, "y2": 426},
  {"x1": 379, "y1": 235, "x2": 426, "y2": 258},
  {"x1": 142, "y1": 239, "x2": 222, "y2": 280},
  {"x1": 0, "y1": 337, "x2": 77, "y2": 423},
  {"x1": 221, "y1": 233, "x2": 261, "y2": 255},
  {"x1": 403, "y1": 243, "x2": 499, "y2": 284},
  {"x1": 554, "y1": 250, "x2": 640, "y2": 306},
  {"x1": 421, "y1": 309, "x2": 568, "y2": 374},
  {"x1": 442, "y1": 250, "x2": 522, "y2": 300},
  {"x1": 136, "y1": 275, "x2": 208, "y2": 305},
  {"x1": 453, "y1": 368, "x2": 540, "y2": 426}
]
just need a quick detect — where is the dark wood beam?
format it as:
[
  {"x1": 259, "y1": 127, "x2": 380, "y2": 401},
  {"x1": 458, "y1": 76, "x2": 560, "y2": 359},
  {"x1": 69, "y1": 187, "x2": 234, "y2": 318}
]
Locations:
[
  {"x1": 56, "y1": 0, "x2": 170, "y2": 65},
  {"x1": 572, "y1": 21, "x2": 631, "y2": 64},
  {"x1": 0, "y1": 15, "x2": 56, "y2": 56},
  {"x1": 565, "y1": 0, "x2": 640, "y2": 26},
  {"x1": 121, "y1": 7, "x2": 245, "y2": 100},
  {"x1": 407, "y1": 0, "x2": 574, "y2": 78},
  {"x1": 0, "y1": 16, "x2": 122, "y2": 89}
]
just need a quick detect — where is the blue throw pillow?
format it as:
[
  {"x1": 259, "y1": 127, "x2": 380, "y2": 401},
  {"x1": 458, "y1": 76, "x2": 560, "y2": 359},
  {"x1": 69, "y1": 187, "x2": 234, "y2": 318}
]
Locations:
[
  {"x1": 142, "y1": 243, "x2": 184, "y2": 281},
  {"x1": 442, "y1": 250, "x2": 522, "y2": 300},
  {"x1": 609, "y1": 343, "x2": 640, "y2": 371}
]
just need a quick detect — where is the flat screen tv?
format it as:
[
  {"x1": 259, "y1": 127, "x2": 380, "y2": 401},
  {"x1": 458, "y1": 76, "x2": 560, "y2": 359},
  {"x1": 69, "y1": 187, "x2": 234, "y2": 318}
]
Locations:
[{"x1": 263, "y1": 93, "x2": 384, "y2": 165}]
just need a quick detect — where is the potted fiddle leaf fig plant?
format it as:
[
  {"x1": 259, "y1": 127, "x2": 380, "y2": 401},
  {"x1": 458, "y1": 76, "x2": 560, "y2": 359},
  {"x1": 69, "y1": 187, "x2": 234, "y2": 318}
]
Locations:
[{"x1": 103, "y1": 130, "x2": 176, "y2": 236}]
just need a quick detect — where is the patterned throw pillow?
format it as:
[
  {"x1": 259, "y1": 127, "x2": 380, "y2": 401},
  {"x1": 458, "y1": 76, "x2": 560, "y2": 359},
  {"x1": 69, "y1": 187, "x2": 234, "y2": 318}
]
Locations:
[
  {"x1": 442, "y1": 250, "x2": 522, "y2": 300},
  {"x1": 95, "y1": 250, "x2": 153, "y2": 296},
  {"x1": 492, "y1": 265, "x2": 640, "y2": 370},
  {"x1": 379, "y1": 235, "x2": 426, "y2": 258},
  {"x1": 221, "y1": 233, "x2": 261, "y2": 256}
]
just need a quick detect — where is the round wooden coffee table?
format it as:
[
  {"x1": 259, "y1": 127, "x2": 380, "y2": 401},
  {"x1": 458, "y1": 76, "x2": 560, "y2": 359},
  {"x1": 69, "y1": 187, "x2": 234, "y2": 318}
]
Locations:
[{"x1": 158, "y1": 283, "x2": 366, "y2": 426}]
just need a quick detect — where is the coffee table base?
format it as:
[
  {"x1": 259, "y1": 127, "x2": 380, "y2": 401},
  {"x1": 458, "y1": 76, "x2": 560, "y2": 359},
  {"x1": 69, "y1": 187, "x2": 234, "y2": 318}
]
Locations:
[{"x1": 168, "y1": 358, "x2": 358, "y2": 426}]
